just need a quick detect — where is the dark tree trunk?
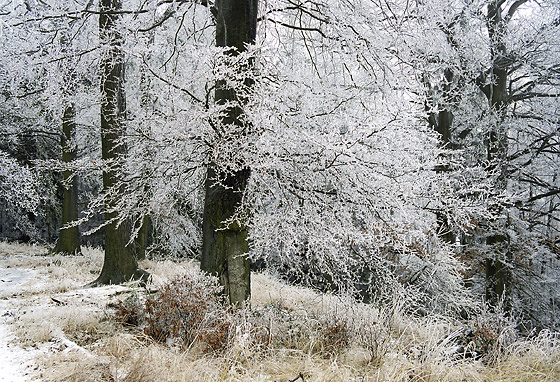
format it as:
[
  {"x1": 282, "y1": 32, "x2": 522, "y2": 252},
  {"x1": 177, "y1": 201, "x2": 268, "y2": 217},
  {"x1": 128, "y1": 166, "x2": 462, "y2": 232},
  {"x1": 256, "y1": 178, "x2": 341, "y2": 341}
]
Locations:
[
  {"x1": 53, "y1": 103, "x2": 81, "y2": 255},
  {"x1": 484, "y1": 0, "x2": 511, "y2": 309},
  {"x1": 425, "y1": 68, "x2": 456, "y2": 245},
  {"x1": 92, "y1": 0, "x2": 145, "y2": 285},
  {"x1": 485, "y1": 234, "x2": 509, "y2": 304},
  {"x1": 201, "y1": 0, "x2": 258, "y2": 305}
]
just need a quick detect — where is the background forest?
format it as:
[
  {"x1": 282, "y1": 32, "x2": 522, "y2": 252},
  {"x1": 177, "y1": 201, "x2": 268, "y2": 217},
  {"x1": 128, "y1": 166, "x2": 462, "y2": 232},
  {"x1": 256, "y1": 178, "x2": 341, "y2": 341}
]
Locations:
[{"x1": 1, "y1": 0, "x2": 559, "y2": 349}]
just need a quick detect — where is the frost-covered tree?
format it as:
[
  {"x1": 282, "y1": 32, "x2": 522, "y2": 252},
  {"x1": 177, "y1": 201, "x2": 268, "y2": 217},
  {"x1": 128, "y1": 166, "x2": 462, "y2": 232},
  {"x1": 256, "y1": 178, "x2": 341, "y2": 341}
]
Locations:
[
  {"x1": 409, "y1": 0, "x2": 560, "y2": 327},
  {"x1": 200, "y1": 0, "x2": 258, "y2": 305},
  {"x1": 0, "y1": 0, "x2": 147, "y2": 279},
  {"x1": 92, "y1": 0, "x2": 148, "y2": 284},
  {"x1": 110, "y1": 0, "x2": 477, "y2": 313},
  {"x1": 52, "y1": 20, "x2": 86, "y2": 256},
  {"x1": 243, "y1": 0, "x2": 475, "y2": 311},
  {"x1": 0, "y1": 0, "x2": 79, "y2": 243}
]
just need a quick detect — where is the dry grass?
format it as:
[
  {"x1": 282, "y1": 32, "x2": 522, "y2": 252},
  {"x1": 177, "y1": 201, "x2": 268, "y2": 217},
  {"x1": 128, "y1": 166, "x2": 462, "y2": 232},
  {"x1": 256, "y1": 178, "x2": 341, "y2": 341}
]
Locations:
[
  {"x1": 0, "y1": 242, "x2": 104, "y2": 297},
  {"x1": 0, "y1": 242, "x2": 559, "y2": 381}
]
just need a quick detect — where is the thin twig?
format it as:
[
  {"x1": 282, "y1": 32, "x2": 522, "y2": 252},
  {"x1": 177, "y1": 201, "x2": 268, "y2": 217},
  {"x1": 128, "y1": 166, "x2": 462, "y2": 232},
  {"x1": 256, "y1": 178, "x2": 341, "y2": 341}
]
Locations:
[{"x1": 289, "y1": 373, "x2": 305, "y2": 382}]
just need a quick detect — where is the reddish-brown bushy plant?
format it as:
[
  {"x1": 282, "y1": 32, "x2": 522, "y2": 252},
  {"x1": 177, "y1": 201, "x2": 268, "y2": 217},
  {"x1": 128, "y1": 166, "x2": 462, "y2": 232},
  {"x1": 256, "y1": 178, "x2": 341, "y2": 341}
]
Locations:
[
  {"x1": 113, "y1": 272, "x2": 232, "y2": 352},
  {"x1": 322, "y1": 318, "x2": 350, "y2": 353},
  {"x1": 114, "y1": 294, "x2": 144, "y2": 327},
  {"x1": 143, "y1": 272, "x2": 232, "y2": 351}
]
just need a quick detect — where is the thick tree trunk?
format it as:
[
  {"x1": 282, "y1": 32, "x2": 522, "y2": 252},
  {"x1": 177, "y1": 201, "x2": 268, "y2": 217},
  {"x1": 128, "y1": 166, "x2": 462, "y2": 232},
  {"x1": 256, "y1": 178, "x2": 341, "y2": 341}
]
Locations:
[
  {"x1": 201, "y1": 0, "x2": 258, "y2": 305},
  {"x1": 92, "y1": 0, "x2": 145, "y2": 285},
  {"x1": 53, "y1": 103, "x2": 81, "y2": 255},
  {"x1": 202, "y1": 165, "x2": 251, "y2": 304}
]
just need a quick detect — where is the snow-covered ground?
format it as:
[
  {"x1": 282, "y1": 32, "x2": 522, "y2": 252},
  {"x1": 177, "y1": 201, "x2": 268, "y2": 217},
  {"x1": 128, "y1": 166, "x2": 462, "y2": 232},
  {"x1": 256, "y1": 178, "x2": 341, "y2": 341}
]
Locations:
[{"x1": 0, "y1": 267, "x2": 36, "y2": 381}]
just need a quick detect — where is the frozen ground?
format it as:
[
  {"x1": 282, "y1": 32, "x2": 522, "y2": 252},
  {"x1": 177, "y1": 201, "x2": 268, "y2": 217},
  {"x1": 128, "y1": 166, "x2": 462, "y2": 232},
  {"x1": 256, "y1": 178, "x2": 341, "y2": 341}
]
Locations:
[
  {"x1": 0, "y1": 267, "x2": 35, "y2": 381},
  {"x1": 0, "y1": 242, "x2": 557, "y2": 381}
]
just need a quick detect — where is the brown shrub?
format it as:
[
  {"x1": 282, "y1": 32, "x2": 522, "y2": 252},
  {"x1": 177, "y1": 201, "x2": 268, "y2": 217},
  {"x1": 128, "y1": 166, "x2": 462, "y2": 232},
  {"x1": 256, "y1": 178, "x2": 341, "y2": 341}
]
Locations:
[
  {"x1": 322, "y1": 318, "x2": 350, "y2": 353},
  {"x1": 114, "y1": 272, "x2": 232, "y2": 352},
  {"x1": 114, "y1": 294, "x2": 144, "y2": 327}
]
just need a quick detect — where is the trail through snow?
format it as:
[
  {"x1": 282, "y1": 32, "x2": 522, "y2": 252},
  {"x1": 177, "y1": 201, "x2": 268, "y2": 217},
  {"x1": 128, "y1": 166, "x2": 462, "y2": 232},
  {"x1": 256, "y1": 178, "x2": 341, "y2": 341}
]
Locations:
[{"x1": 0, "y1": 267, "x2": 34, "y2": 382}]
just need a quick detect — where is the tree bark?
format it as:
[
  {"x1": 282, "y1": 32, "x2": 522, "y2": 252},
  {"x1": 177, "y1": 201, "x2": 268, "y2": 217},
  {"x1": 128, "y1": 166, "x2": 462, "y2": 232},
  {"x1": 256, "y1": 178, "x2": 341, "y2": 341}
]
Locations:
[
  {"x1": 484, "y1": 0, "x2": 511, "y2": 309},
  {"x1": 53, "y1": 103, "x2": 81, "y2": 255},
  {"x1": 201, "y1": 0, "x2": 258, "y2": 305},
  {"x1": 427, "y1": 68, "x2": 456, "y2": 245},
  {"x1": 92, "y1": 0, "x2": 145, "y2": 285},
  {"x1": 134, "y1": 214, "x2": 151, "y2": 261}
]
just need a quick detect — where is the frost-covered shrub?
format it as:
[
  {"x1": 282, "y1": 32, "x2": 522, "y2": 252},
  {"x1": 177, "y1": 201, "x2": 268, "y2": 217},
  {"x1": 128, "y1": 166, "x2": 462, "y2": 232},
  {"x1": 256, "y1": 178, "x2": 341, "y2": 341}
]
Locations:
[
  {"x1": 463, "y1": 302, "x2": 520, "y2": 363},
  {"x1": 115, "y1": 271, "x2": 232, "y2": 352}
]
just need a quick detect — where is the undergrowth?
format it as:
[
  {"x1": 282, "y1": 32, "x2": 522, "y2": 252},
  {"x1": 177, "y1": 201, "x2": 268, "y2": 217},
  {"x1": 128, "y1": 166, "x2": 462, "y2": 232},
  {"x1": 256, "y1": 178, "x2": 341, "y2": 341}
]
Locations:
[
  {"x1": 1, "y1": 243, "x2": 558, "y2": 381},
  {"x1": 115, "y1": 270, "x2": 232, "y2": 352},
  {"x1": 114, "y1": 271, "x2": 354, "y2": 357}
]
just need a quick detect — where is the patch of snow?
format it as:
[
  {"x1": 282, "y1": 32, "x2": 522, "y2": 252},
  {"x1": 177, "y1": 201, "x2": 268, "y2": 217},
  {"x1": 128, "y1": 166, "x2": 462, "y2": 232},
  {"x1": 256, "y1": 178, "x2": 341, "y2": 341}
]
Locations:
[
  {"x1": 0, "y1": 267, "x2": 37, "y2": 381},
  {"x1": 0, "y1": 320, "x2": 33, "y2": 382},
  {"x1": 0, "y1": 267, "x2": 33, "y2": 297}
]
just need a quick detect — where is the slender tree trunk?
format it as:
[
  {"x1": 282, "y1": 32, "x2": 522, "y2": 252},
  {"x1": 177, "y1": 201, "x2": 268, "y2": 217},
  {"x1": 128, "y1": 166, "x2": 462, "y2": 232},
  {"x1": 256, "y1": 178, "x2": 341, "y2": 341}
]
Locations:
[
  {"x1": 53, "y1": 103, "x2": 81, "y2": 255},
  {"x1": 92, "y1": 0, "x2": 145, "y2": 285},
  {"x1": 201, "y1": 0, "x2": 258, "y2": 305},
  {"x1": 484, "y1": 0, "x2": 511, "y2": 309},
  {"x1": 425, "y1": 68, "x2": 456, "y2": 245},
  {"x1": 53, "y1": 27, "x2": 81, "y2": 255}
]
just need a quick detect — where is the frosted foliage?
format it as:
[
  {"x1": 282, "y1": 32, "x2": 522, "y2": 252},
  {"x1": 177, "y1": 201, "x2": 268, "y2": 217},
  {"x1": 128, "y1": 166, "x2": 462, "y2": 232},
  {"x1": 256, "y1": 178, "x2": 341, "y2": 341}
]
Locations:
[
  {"x1": 0, "y1": 151, "x2": 41, "y2": 238},
  {"x1": 12, "y1": 0, "x2": 560, "y2": 317},
  {"x1": 0, "y1": 0, "x2": 98, "y2": 115},
  {"x1": 96, "y1": 0, "x2": 476, "y2": 312},
  {"x1": 117, "y1": 3, "x2": 215, "y2": 256},
  {"x1": 0, "y1": 0, "x2": 100, "y2": 164},
  {"x1": 244, "y1": 1, "x2": 476, "y2": 311},
  {"x1": 406, "y1": 0, "x2": 560, "y2": 327}
]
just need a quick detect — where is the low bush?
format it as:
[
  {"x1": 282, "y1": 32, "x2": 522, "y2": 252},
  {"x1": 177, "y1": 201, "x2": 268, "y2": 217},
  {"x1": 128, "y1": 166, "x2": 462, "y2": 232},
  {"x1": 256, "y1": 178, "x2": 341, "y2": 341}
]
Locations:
[{"x1": 114, "y1": 271, "x2": 232, "y2": 352}]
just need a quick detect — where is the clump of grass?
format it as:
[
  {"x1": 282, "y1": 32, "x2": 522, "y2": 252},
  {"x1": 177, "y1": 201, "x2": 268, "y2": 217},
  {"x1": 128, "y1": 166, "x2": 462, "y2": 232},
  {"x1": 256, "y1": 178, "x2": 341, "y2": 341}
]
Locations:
[
  {"x1": 483, "y1": 329, "x2": 560, "y2": 381},
  {"x1": 0, "y1": 241, "x2": 47, "y2": 257},
  {"x1": 247, "y1": 300, "x2": 352, "y2": 356},
  {"x1": 37, "y1": 352, "x2": 114, "y2": 382},
  {"x1": 13, "y1": 304, "x2": 103, "y2": 347}
]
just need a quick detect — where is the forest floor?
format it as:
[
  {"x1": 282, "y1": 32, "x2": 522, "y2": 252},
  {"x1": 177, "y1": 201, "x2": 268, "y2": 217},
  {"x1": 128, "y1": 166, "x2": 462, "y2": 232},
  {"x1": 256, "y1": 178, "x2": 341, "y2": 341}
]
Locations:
[
  {"x1": 0, "y1": 265, "x2": 36, "y2": 381},
  {"x1": 0, "y1": 241, "x2": 559, "y2": 381}
]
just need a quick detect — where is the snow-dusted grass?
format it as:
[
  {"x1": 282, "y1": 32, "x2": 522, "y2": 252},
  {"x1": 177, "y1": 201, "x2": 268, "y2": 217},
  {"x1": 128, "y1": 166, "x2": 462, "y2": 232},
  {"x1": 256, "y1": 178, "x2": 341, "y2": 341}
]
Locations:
[{"x1": 0, "y1": 241, "x2": 559, "y2": 381}]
